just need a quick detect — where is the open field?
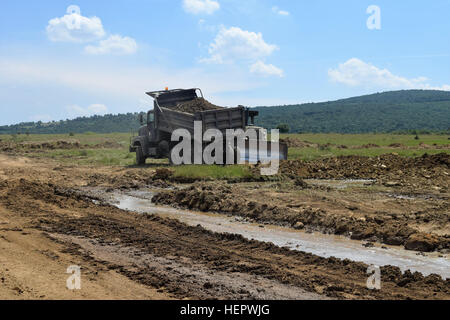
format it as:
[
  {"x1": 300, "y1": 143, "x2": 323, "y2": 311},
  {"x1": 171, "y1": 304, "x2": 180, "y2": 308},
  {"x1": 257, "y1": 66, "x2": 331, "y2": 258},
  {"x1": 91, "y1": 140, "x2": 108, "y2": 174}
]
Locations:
[
  {"x1": 0, "y1": 133, "x2": 449, "y2": 300},
  {"x1": 1, "y1": 132, "x2": 449, "y2": 172},
  {"x1": 281, "y1": 133, "x2": 450, "y2": 147}
]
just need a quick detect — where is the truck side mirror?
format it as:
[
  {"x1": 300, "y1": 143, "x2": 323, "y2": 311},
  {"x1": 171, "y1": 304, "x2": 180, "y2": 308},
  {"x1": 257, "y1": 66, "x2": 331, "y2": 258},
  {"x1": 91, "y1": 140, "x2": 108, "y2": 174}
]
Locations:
[{"x1": 139, "y1": 113, "x2": 145, "y2": 125}]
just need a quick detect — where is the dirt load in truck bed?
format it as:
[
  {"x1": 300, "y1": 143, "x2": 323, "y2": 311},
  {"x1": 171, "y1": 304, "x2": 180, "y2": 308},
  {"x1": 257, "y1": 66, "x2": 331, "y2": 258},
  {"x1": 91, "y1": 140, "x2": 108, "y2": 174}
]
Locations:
[{"x1": 171, "y1": 98, "x2": 224, "y2": 114}]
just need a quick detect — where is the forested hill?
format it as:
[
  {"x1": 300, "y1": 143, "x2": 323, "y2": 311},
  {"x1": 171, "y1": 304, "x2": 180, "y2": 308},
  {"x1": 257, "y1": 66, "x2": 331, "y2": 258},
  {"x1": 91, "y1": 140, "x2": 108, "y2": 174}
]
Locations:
[
  {"x1": 253, "y1": 90, "x2": 450, "y2": 133},
  {"x1": 0, "y1": 113, "x2": 141, "y2": 135},
  {"x1": 1, "y1": 90, "x2": 449, "y2": 134}
]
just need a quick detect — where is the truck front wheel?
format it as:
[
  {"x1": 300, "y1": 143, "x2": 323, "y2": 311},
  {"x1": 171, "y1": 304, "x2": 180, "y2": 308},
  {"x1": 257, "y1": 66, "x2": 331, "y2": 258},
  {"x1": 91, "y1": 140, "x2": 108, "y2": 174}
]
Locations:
[{"x1": 136, "y1": 146, "x2": 146, "y2": 165}]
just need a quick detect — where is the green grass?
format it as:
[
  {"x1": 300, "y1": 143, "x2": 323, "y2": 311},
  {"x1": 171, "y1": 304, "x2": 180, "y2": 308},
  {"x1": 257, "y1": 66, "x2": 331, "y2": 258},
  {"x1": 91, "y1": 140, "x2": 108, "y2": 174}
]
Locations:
[
  {"x1": 280, "y1": 133, "x2": 450, "y2": 147},
  {"x1": 279, "y1": 133, "x2": 449, "y2": 161},
  {"x1": 288, "y1": 147, "x2": 449, "y2": 161},
  {"x1": 31, "y1": 149, "x2": 136, "y2": 166},
  {"x1": 2, "y1": 132, "x2": 448, "y2": 167},
  {"x1": 171, "y1": 165, "x2": 254, "y2": 180}
]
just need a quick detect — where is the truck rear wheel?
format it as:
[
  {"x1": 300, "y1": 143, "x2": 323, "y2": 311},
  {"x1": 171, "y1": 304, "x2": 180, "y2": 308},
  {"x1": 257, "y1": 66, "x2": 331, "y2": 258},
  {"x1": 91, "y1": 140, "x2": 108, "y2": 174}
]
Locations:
[{"x1": 136, "y1": 146, "x2": 146, "y2": 165}]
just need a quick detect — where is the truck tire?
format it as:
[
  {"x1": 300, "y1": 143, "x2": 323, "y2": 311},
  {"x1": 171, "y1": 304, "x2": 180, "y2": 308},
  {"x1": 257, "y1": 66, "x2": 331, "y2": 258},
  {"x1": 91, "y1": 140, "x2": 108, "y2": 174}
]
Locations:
[{"x1": 136, "y1": 146, "x2": 146, "y2": 165}]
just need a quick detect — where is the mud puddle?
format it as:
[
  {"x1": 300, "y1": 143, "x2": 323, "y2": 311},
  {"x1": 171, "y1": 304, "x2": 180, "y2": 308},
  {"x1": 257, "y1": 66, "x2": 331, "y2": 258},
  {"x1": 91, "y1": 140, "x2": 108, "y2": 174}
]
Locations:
[
  {"x1": 384, "y1": 193, "x2": 447, "y2": 201},
  {"x1": 305, "y1": 179, "x2": 375, "y2": 189},
  {"x1": 99, "y1": 189, "x2": 449, "y2": 279}
]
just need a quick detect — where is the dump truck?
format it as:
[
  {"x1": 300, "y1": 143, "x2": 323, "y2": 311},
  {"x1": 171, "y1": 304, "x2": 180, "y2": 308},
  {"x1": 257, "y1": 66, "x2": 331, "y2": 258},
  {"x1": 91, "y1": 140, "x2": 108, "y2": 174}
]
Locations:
[{"x1": 130, "y1": 88, "x2": 288, "y2": 165}]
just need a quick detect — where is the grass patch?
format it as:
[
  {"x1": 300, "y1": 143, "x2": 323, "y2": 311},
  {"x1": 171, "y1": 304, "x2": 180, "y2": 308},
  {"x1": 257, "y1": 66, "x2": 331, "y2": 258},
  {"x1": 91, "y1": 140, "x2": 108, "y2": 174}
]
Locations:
[
  {"x1": 3, "y1": 132, "x2": 448, "y2": 166},
  {"x1": 281, "y1": 133, "x2": 450, "y2": 147},
  {"x1": 288, "y1": 147, "x2": 449, "y2": 161},
  {"x1": 36, "y1": 149, "x2": 136, "y2": 167},
  {"x1": 172, "y1": 165, "x2": 254, "y2": 180}
]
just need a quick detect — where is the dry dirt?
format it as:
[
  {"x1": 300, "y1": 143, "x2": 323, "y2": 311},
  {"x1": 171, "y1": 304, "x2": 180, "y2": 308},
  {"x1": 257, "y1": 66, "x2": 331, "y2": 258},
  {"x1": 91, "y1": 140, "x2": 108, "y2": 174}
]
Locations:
[
  {"x1": 0, "y1": 140, "x2": 123, "y2": 153},
  {"x1": 0, "y1": 153, "x2": 449, "y2": 300}
]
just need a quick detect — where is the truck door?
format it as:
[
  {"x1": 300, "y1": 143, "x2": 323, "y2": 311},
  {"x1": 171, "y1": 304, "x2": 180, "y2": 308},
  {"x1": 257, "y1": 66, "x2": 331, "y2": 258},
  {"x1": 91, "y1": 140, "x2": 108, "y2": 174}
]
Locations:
[{"x1": 147, "y1": 110, "x2": 155, "y2": 141}]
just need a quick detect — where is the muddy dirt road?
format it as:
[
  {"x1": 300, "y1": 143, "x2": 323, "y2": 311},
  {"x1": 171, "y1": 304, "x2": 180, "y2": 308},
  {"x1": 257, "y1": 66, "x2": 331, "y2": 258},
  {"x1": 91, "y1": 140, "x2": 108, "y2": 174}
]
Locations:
[{"x1": 0, "y1": 154, "x2": 449, "y2": 300}]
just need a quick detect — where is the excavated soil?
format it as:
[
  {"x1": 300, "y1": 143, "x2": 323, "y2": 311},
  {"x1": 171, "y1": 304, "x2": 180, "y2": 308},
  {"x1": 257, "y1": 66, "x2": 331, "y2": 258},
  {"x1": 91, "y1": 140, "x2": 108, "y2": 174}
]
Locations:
[
  {"x1": 278, "y1": 153, "x2": 450, "y2": 191},
  {"x1": 280, "y1": 138, "x2": 319, "y2": 148},
  {"x1": 0, "y1": 175, "x2": 448, "y2": 299},
  {"x1": 0, "y1": 153, "x2": 449, "y2": 299},
  {"x1": 171, "y1": 98, "x2": 224, "y2": 114},
  {"x1": 0, "y1": 140, "x2": 123, "y2": 153},
  {"x1": 152, "y1": 182, "x2": 449, "y2": 252}
]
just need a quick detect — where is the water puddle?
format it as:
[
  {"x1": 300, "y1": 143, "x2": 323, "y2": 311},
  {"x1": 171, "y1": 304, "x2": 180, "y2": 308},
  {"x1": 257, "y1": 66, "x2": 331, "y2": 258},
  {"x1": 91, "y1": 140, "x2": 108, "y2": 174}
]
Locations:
[
  {"x1": 305, "y1": 179, "x2": 375, "y2": 190},
  {"x1": 384, "y1": 193, "x2": 447, "y2": 201},
  {"x1": 105, "y1": 190, "x2": 449, "y2": 279}
]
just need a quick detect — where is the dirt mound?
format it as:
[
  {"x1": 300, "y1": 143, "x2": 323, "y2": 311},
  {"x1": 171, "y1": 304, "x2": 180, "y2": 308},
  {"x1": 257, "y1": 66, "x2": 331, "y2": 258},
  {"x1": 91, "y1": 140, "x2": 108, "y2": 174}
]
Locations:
[
  {"x1": 279, "y1": 153, "x2": 450, "y2": 180},
  {"x1": 412, "y1": 152, "x2": 450, "y2": 167},
  {"x1": 0, "y1": 140, "x2": 82, "y2": 152},
  {"x1": 92, "y1": 141, "x2": 123, "y2": 149},
  {"x1": 0, "y1": 139, "x2": 125, "y2": 153},
  {"x1": 355, "y1": 144, "x2": 380, "y2": 149},
  {"x1": 389, "y1": 143, "x2": 406, "y2": 148},
  {"x1": 172, "y1": 98, "x2": 224, "y2": 114},
  {"x1": 280, "y1": 138, "x2": 317, "y2": 148},
  {"x1": 418, "y1": 143, "x2": 450, "y2": 150}
]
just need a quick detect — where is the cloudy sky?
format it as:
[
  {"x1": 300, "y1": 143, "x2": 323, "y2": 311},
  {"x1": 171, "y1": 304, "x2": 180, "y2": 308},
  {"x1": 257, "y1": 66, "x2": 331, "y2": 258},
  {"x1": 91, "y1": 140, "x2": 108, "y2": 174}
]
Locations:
[{"x1": 0, "y1": 0, "x2": 449, "y2": 125}]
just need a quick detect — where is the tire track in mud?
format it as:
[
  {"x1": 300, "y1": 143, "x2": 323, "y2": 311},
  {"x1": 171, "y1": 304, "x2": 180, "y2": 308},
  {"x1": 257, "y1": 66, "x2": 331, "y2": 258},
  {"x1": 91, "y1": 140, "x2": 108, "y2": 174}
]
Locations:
[
  {"x1": 50, "y1": 234, "x2": 325, "y2": 300},
  {"x1": 0, "y1": 178, "x2": 449, "y2": 300}
]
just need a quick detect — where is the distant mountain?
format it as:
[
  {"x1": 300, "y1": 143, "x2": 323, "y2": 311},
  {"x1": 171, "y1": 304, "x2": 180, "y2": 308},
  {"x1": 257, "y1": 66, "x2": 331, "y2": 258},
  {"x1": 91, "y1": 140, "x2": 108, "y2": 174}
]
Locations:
[
  {"x1": 253, "y1": 90, "x2": 450, "y2": 133},
  {"x1": 1, "y1": 90, "x2": 449, "y2": 135}
]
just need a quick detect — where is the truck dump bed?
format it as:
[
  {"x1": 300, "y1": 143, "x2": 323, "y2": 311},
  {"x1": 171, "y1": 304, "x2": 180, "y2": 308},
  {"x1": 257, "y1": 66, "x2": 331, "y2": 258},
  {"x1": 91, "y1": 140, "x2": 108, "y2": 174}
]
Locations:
[
  {"x1": 157, "y1": 106, "x2": 246, "y2": 135},
  {"x1": 147, "y1": 89, "x2": 247, "y2": 135}
]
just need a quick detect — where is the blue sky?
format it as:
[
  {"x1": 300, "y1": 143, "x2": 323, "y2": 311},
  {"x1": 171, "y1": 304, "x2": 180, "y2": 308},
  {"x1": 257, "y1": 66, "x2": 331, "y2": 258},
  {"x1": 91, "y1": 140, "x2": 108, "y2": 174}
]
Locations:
[{"x1": 0, "y1": 0, "x2": 449, "y2": 125}]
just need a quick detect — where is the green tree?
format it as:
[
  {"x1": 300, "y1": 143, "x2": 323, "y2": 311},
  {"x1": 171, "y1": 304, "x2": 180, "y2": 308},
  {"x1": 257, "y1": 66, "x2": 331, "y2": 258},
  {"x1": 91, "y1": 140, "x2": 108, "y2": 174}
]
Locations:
[{"x1": 276, "y1": 124, "x2": 290, "y2": 133}]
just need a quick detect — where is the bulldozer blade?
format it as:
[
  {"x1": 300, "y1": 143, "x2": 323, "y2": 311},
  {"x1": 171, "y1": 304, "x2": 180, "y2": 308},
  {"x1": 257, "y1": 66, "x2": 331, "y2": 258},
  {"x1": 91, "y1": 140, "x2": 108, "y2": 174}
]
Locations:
[{"x1": 239, "y1": 140, "x2": 288, "y2": 164}]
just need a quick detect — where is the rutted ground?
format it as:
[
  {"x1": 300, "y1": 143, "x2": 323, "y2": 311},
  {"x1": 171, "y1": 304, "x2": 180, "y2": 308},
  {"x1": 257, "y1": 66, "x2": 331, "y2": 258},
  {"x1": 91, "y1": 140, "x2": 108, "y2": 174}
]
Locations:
[
  {"x1": 152, "y1": 181, "x2": 449, "y2": 252},
  {"x1": 0, "y1": 152, "x2": 449, "y2": 299},
  {"x1": 153, "y1": 153, "x2": 450, "y2": 252}
]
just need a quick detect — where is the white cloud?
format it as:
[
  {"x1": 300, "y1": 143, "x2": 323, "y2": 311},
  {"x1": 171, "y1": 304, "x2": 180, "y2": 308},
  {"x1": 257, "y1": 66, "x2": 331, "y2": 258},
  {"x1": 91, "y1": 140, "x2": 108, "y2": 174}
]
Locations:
[
  {"x1": 203, "y1": 26, "x2": 279, "y2": 64},
  {"x1": 0, "y1": 57, "x2": 265, "y2": 104},
  {"x1": 46, "y1": 6, "x2": 105, "y2": 43},
  {"x1": 250, "y1": 61, "x2": 284, "y2": 77},
  {"x1": 47, "y1": 6, "x2": 136, "y2": 56},
  {"x1": 84, "y1": 35, "x2": 137, "y2": 55},
  {"x1": 272, "y1": 6, "x2": 290, "y2": 16},
  {"x1": 66, "y1": 104, "x2": 108, "y2": 118},
  {"x1": 183, "y1": 0, "x2": 220, "y2": 15},
  {"x1": 328, "y1": 58, "x2": 450, "y2": 90},
  {"x1": 201, "y1": 27, "x2": 283, "y2": 77}
]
